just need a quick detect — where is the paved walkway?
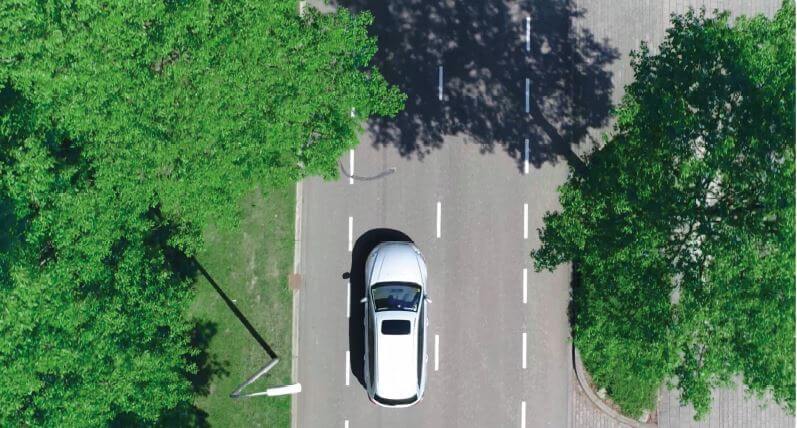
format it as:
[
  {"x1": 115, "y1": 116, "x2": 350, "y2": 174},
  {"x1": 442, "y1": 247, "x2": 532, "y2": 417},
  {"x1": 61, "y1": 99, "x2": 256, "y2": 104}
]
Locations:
[
  {"x1": 570, "y1": 373, "x2": 632, "y2": 428},
  {"x1": 658, "y1": 381, "x2": 794, "y2": 428}
]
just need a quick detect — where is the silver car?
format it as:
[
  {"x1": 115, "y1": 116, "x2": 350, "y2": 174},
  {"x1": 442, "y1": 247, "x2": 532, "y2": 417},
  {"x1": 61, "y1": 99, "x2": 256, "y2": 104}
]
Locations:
[{"x1": 362, "y1": 241, "x2": 429, "y2": 407}]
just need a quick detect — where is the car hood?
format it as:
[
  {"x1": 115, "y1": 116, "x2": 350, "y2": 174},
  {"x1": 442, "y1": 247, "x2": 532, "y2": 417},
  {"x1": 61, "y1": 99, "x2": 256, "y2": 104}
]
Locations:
[{"x1": 368, "y1": 243, "x2": 425, "y2": 286}]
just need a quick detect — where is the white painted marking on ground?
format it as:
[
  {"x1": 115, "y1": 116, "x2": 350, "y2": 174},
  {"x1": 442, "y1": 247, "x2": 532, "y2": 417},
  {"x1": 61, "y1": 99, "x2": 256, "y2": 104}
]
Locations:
[
  {"x1": 524, "y1": 138, "x2": 530, "y2": 174},
  {"x1": 434, "y1": 334, "x2": 440, "y2": 371},
  {"x1": 523, "y1": 268, "x2": 528, "y2": 304},
  {"x1": 348, "y1": 216, "x2": 353, "y2": 251},
  {"x1": 523, "y1": 203, "x2": 528, "y2": 239},
  {"x1": 526, "y1": 16, "x2": 531, "y2": 51},
  {"x1": 436, "y1": 201, "x2": 442, "y2": 238},
  {"x1": 344, "y1": 421, "x2": 349, "y2": 428},
  {"x1": 525, "y1": 78, "x2": 530, "y2": 113},
  {"x1": 349, "y1": 149, "x2": 354, "y2": 185},
  {"x1": 346, "y1": 281, "x2": 351, "y2": 319},
  {"x1": 522, "y1": 332, "x2": 527, "y2": 369},
  {"x1": 521, "y1": 401, "x2": 527, "y2": 427},
  {"x1": 345, "y1": 351, "x2": 350, "y2": 386},
  {"x1": 438, "y1": 66, "x2": 443, "y2": 101}
]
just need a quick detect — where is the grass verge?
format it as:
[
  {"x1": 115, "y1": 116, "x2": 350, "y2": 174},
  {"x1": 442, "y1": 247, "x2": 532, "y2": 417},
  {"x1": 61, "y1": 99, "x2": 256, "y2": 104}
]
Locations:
[{"x1": 187, "y1": 185, "x2": 295, "y2": 427}]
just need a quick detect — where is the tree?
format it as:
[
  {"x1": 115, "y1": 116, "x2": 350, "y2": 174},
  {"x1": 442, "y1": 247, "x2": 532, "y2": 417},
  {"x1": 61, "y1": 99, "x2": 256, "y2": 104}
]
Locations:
[
  {"x1": 1, "y1": 0, "x2": 404, "y2": 253},
  {"x1": 0, "y1": 0, "x2": 404, "y2": 425},
  {"x1": 532, "y1": 1, "x2": 795, "y2": 419}
]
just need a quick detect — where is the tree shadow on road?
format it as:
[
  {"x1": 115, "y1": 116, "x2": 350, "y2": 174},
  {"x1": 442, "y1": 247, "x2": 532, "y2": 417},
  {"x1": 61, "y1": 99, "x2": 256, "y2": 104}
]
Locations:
[
  {"x1": 345, "y1": 228, "x2": 413, "y2": 389},
  {"x1": 338, "y1": 0, "x2": 618, "y2": 173}
]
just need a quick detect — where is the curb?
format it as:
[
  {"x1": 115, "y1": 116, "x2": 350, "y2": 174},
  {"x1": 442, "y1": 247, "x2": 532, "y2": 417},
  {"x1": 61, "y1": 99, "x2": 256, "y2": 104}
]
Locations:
[
  {"x1": 290, "y1": 180, "x2": 303, "y2": 428},
  {"x1": 571, "y1": 343, "x2": 657, "y2": 427}
]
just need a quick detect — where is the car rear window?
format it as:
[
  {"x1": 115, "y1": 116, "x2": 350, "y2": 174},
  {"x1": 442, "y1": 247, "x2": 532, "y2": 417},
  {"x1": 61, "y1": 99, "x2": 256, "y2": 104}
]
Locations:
[
  {"x1": 381, "y1": 320, "x2": 411, "y2": 335},
  {"x1": 374, "y1": 394, "x2": 418, "y2": 406}
]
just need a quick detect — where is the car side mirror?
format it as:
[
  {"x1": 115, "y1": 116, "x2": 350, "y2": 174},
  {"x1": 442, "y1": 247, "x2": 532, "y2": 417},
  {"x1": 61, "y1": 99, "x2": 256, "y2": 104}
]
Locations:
[
  {"x1": 360, "y1": 297, "x2": 367, "y2": 304},
  {"x1": 424, "y1": 295, "x2": 432, "y2": 304}
]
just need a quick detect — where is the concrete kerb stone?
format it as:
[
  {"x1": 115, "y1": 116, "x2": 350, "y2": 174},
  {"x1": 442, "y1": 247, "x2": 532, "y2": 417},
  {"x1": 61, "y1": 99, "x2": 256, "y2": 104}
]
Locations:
[
  {"x1": 290, "y1": 179, "x2": 303, "y2": 428},
  {"x1": 572, "y1": 343, "x2": 657, "y2": 427}
]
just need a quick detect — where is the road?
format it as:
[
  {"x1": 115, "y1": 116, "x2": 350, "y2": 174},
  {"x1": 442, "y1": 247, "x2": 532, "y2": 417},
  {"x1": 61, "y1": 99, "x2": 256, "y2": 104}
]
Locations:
[
  {"x1": 294, "y1": 1, "x2": 790, "y2": 428},
  {"x1": 296, "y1": 1, "x2": 578, "y2": 426},
  {"x1": 296, "y1": 137, "x2": 571, "y2": 427}
]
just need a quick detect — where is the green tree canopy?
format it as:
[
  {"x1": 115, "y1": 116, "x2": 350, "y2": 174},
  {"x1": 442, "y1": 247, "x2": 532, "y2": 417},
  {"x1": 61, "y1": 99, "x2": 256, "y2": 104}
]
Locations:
[
  {"x1": 0, "y1": 0, "x2": 403, "y2": 425},
  {"x1": 533, "y1": 2, "x2": 795, "y2": 419}
]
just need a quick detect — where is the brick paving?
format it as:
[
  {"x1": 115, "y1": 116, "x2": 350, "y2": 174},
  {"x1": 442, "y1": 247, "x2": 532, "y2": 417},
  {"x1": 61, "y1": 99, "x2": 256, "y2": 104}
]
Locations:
[
  {"x1": 570, "y1": 373, "x2": 633, "y2": 428},
  {"x1": 658, "y1": 380, "x2": 794, "y2": 428}
]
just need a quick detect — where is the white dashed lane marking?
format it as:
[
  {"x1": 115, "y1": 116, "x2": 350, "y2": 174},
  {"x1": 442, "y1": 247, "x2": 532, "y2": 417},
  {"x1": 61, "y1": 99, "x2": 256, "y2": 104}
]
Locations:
[
  {"x1": 345, "y1": 351, "x2": 350, "y2": 386},
  {"x1": 434, "y1": 334, "x2": 440, "y2": 371},
  {"x1": 436, "y1": 202, "x2": 442, "y2": 238},
  {"x1": 349, "y1": 149, "x2": 354, "y2": 185},
  {"x1": 438, "y1": 66, "x2": 444, "y2": 101},
  {"x1": 348, "y1": 216, "x2": 353, "y2": 252}
]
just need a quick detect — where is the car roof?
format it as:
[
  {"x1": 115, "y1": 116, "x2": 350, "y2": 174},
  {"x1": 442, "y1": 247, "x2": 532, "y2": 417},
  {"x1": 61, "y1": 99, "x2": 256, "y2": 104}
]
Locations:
[{"x1": 374, "y1": 311, "x2": 418, "y2": 400}]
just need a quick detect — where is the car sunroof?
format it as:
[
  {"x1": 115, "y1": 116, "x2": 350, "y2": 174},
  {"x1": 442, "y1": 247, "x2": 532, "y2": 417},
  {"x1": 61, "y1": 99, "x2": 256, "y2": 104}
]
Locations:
[{"x1": 381, "y1": 319, "x2": 411, "y2": 335}]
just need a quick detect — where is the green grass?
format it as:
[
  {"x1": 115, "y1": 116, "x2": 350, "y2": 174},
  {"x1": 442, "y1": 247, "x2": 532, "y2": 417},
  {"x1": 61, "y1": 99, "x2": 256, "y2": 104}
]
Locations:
[{"x1": 187, "y1": 185, "x2": 295, "y2": 427}]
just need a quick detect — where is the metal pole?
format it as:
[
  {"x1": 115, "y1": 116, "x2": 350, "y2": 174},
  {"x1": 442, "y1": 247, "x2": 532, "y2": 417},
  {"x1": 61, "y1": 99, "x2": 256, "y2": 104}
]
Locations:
[{"x1": 230, "y1": 358, "x2": 280, "y2": 399}]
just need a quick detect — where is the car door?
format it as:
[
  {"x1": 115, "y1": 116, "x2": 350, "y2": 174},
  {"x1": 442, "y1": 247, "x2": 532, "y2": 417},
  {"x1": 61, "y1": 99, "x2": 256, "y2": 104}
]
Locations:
[{"x1": 364, "y1": 295, "x2": 376, "y2": 392}]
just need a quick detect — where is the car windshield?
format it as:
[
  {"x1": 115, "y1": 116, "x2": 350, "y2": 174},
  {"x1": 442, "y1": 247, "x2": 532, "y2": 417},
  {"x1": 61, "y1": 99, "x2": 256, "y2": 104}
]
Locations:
[{"x1": 371, "y1": 282, "x2": 422, "y2": 312}]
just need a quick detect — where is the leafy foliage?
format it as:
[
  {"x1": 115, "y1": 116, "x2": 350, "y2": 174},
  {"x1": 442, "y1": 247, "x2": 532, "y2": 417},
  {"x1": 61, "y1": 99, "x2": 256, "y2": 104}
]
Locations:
[
  {"x1": 0, "y1": 0, "x2": 403, "y2": 425},
  {"x1": 533, "y1": 2, "x2": 795, "y2": 418}
]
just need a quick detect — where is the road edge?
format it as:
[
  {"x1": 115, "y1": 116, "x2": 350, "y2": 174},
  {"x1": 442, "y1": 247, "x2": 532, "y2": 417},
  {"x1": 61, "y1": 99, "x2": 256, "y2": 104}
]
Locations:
[
  {"x1": 571, "y1": 343, "x2": 656, "y2": 427},
  {"x1": 290, "y1": 180, "x2": 303, "y2": 428}
]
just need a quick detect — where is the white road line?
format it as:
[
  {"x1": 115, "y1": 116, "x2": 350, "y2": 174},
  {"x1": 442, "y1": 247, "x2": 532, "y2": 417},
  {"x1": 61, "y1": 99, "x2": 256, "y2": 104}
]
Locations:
[
  {"x1": 436, "y1": 201, "x2": 442, "y2": 238},
  {"x1": 526, "y1": 16, "x2": 531, "y2": 51},
  {"x1": 438, "y1": 66, "x2": 444, "y2": 101},
  {"x1": 345, "y1": 421, "x2": 349, "y2": 428},
  {"x1": 346, "y1": 281, "x2": 351, "y2": 319},
  {"x1": 524, "y1": 138, "x2": 530, "y2": 174},
  {"x1": 348, "y1": 216, "x2": 353, "y2": 251},
  {"x1": 522, "y1": 332, "x2": 527, "y2": 369},
  {"x1": 345, "y1": 351, "x2": 350, "y2": 386},
  {"x1": 434, "y1": 334, "x2": 440, "y2": 371},
  {"x1": 523, "y1": 268, "x2": 528, "y2": 304},
  {"x1": 525, "y1": 78, "x2": 530, "y2": 113},
  {"x1": 523, "y1": 203, "x2": 528, "y2": 239},
  {"x1": 521, "y1": 401, "x2": 527, "y2": 427},
  {"x1": 349, "y1": 149, "x2": 354, "y2": 185}
]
